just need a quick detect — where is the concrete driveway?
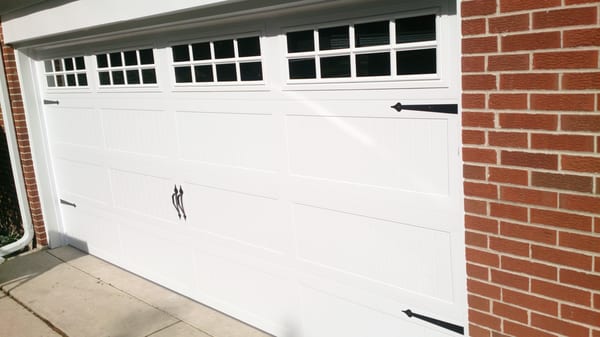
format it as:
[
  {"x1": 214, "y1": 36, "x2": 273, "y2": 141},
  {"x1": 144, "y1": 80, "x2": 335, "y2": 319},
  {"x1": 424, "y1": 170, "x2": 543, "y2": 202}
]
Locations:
[{"x1": 0, "y1": 246, "x2": 271, "y2": 337}]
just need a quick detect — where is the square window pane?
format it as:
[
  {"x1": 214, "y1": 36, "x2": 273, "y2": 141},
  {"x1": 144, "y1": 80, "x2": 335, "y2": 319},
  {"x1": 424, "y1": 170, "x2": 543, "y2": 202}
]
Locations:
[
  {"x1": 356, "y1": 52, "x2": 390, "y2": 77},
  {"x1": 64, "y1": 58, "x2": 74, "y2": 71},
  {"x1": 396, "y1": 48, "x2": 436, "y2": 75},
  {"x1": 288, "y1": 58, "x2": 316, "y2": 79},
  {"x1": 214, "y1": 40, "x2": 235, "y2": 59},
  {"x1": 99, "y1": 72, "x2": 110, "y2": 85},
  {"x1": 237, "y1": 37, "x2": 261, "y2": 57},
  {"x1": 112, "y1": 71, "x2": 125, "y2": 84},
  {"x1": 46, "y1": 75, "x2": 55, "y2": 87},
  {"x1": 355, "y1": 21, "x2": 389, "y2": 47},
  {"x1": 66, "y1": 74, "x2": 76, "y2": 86},
  {"x1": 77, "y1": 73, "x2": 88, "y2": 86},
  {"x1": 194, "y1": 65, "x2": 214, "y2": 82},
  {"x1": 75, "y1": 57, "x2": 85, "y2": 70},
  {"x1": 110, "y1": 52, "x2": 122, "y2": 67},
  {"x1": 142, "y1": 69, "x2": 157, "y2": 84},
  {"x1": 396, "y1": 15, "x2": 436, "y2": 44},
  {"x1": 175, "y1": 66, "x2": 192, "y2": 83},
  {"x1": 53, "y1": 59, "x2": 63, "y2": 71},
  {"x1": 319, "y1": 26, "x2": 349, "y2": 50},
  {"x1": 124, "y1": 51, "x2": 138, "y2": 66},
  {"x1": 126, "y1": 70, "x2": 140, "y2": 84},
  {"x1": 44, "y1": 60, "x2": 53, "y2": 72},
  {"x1": 287, "y1": 30, "x2": 314, "y2": 53},
  {"x1": 97, "y1": 54, "x2": 108, "y2": 68},
  {"x1": 192, "y1": 42, "x2": 211, "y2": 60},
  {"x1": 172, "y1": 45, "x2": 190, "y2": 62},
  {"x1": 56, "y1": 75, "x2": 65, "y2": 87},
  {"x1": 320, "y1": 55, "x2": 350, "y2": 78},
  {"x1": 216, "y1": 63, "x2": 237, "y2": 81},
  {"x1": 139, "y1": 49, "x2": 154, "y2": 64},
  {"x1": 240, "y1": 62, "x2": 262, "y2": 81}
]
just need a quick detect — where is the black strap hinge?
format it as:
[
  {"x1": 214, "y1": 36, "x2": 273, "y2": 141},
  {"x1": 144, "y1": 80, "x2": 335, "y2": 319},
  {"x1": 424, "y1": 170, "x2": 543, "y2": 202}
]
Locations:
[
  {"x1": 403, "y1": 309, "x2": 464, "y2": 335},
  {"x1": 391, "y1": 102, "x2": 458, "y2": 114}
]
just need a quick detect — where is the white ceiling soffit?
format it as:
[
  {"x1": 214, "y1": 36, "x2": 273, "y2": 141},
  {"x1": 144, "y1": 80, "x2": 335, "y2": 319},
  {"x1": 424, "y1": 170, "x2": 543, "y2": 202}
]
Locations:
[{"x1": 2, "y1": 0, "x2": 331, "y2": 46}]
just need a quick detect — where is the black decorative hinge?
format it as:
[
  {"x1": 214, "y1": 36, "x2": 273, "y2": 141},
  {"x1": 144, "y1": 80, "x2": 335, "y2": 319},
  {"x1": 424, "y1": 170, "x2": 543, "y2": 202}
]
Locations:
[
  {"x1": 391, "y1": 102, "x2": 458, "y2": 114},
  {"x1": 59, "y1": 199, "x2": 77, "y2": 208},
  {"x1": 43, "y1": 99, "x2": 60, "y2": 105},
  {"x1": 403, "y1": 309, "x2": 464, "y2": 335},
  {"x1": 171, "y1": 185, "x2": 187, "y2": 220}
]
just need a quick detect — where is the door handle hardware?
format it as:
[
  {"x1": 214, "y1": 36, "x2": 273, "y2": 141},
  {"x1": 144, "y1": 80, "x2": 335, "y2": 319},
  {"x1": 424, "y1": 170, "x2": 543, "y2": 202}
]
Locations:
[
  {"x1": 403, "y1": 309, "x2": 464, "y2": 335},
  {"x1": 391, "y1": 102, "x2": 458, "y2": 114},
  {"x1": 59, "y1": 199, "x2": 77, "y2": 208},
  {"x1": 171, "y1": 185, "x2": 187, "y2": 220},
  {"x1": 44, "y1": 99, "x2": 60, "y2": 105}
]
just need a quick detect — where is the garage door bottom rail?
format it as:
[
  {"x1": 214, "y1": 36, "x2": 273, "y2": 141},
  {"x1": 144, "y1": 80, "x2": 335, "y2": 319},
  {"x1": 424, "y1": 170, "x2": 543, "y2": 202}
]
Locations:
[{"x1": 402, "y1": 309, "x2": 464, "y2": 335}]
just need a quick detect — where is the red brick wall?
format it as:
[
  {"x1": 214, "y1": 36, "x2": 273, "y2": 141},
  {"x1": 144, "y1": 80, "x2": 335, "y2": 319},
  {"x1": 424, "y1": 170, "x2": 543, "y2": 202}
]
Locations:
[
  {"x1": 462, "y1": 1, "x2": 600, "y2": 336},
  {"x1": 0, "y1": 23, "x2": 48, "y2": 246}
]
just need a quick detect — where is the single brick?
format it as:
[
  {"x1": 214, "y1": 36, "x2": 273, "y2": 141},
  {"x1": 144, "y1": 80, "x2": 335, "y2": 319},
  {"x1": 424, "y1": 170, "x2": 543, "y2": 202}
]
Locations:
[
  {"x1": 531, "y1": 133, "x2": 595, "y2": 152},
  {"x1": 463, "y1": 147, "x2": 498, "y2": 164},
  {"x1": 534, "y1": 51, "x2": 599, "y2": 69},
  {"x1": 560, "y1": 232, "x2": 600, "y2": 253},
  {"x1": 560, "y1": 269, "x2": 600, "y2": 291},
  {"x1": 465, "y1": 182, "x2": 499, "y2": 199},
  {"x1": 463, "y1": 164, "x2": 487, "y2": 180},
  {"x1": 564, "y1": 28, "x2": 600, "y2": 47},
  {"x1": 493, "y1": 302, "x2": 528, "y2": 323},
  {"x1": 489, "y1": 94, "x2": 527, "y2": 110},
  {"x1": 504, "y1": 321, "x2": 558, "y2": 337},
  {"x1": 463, "y1": 130, "x2": 486, "y2": 145},
  {"x1": 563, "y1": 72, "x2": 600, "y2": 90},
  {"x1": 531, "y1": 208, "x2": 593, "y2": 231},
  {"x1": 463, "y1": 18, "x2": 487, "y2": 35},
  {"x1": 463, "y1": 94, "x2": 486, "y2": 109},
  {"x1": 490, "y1": 236, "x2": 529, "y2": 256},
  {"x1": 501, "y1": 151, "x2": 558, "y2": 170},
  {"x1": 502, "y1": 32, "x2": 561, "y2": 52},
  {"x1": 561, "y1": 114, "x2": 600, "y2": 132},
  {"x1": 489, "y1": 131, "x2": 528, "y2": 148},
  {"x1": 462, "y1": 0, "x2": 498, "y2": 17},
  {"x1": 500, "y1": 0, "x2": 561, "y2": 12},
  {"x1": 532, "y1": 94, "x2": 596, "y2": 112},
  {"x1": 499, "y1": 113, "x2": 557, "y2": 130},
  {"x1": 531, "y1": 172, "x2": 594, "y2": 193},
  {"x1": 562, "y1": 155, "x2": 600, "y2": 173},
  {"x1": 533, "y1": 6, "x2": 597, "y2": 29},
  {"x1": 463, "y1": 56, "x2": 486, "y2": 72},
  {"x1": 463, "y1": 36, "x2": 498, "y2": 54},
  {"x1": 488, "y1": 167, "x2": 528, "y2": 185},
  {"x1": 561, "y1": 304, "x2": 600, "y2": 326},
  {"x1": 488, "y1": 54, "x2": 529, "y2": 71},
  {"x1": 467, "y1": 247, "x2": 501, "y2": 267},
  {"x1": 463, "y1": 74, "x2": 497, "y2": 90},
  {"x1": 466, "y1": 214, "x2": 499, "y2": 234},
  {"x1": 489, "y1": 13, "x2": 529, "y2": 33},
  {"x1": 463, "y1": 111, "x2": 495, "y2": 127},
  {"x1": 469, "y1": 309, "x2": 501, "y2": 330},
  {"x1": 502, "y1": 288, "x2": 559, "y2": 316},
  {"x1": 560, "y1": 193, "x2": 600, "y2": 213},
  {"x1": 500, "y1": 73, "x2": 558, "y2": 90},
  {"x1": 490, "y1": 202, "x2": 528, "y2": 222}
]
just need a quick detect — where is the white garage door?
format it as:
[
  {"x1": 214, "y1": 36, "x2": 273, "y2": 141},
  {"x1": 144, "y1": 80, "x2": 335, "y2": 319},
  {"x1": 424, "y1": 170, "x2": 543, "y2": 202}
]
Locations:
[{"x1": 38, "y1": 2, "x2": 465, "y2": 336}]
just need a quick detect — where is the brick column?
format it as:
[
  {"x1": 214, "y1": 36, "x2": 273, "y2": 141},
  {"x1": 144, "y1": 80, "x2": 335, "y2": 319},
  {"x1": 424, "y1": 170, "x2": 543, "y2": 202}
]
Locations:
[
  {"x1": 0, "y1": 23, "x2": 48, "y2": 246},
  {"x1": 461, "y1": 1, "x2": 600, "y2": 336}
]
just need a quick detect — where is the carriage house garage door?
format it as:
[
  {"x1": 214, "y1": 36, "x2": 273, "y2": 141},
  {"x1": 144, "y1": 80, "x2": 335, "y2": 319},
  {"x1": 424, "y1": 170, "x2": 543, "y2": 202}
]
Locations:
[{"x1": 35, "y1": 1, "x2": 464, "y2": 336}]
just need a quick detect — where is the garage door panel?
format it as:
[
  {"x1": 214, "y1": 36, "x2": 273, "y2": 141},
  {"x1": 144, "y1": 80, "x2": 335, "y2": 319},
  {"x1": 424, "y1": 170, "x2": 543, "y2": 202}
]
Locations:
[
  {"x1": 178, "y1": 110, "x2": 278, "y2": 171},
  {"x1": 102, "y1": 108, "x2": 175, "y2": 158},
  {"x1": 185, "y1": 183, "x2": 288, "y2": 255},
  {"x1": 119, "y1": 220, "x2": 197, "y2": 295},
  {"x1": 46, "y1": 106, "x2": 103, "y2": 148},
  {"x1": 61, "y1": 205, "x2": 123, "y2": 263},
  {"x1": 54, "y1": 159, "x2": 111, "y2": 204},
  {"x1": 181, "y1": 162, "x2": 280, "y2": 200},
  {"x1": 290, "y1": 176, "x2": 456, "y2": 232},
  {"x1": 299, "y1": 284, "x2": 456, "y2": 337},
  {"x1": 286, "y1": 115, "x2": 449, "y2": 195},
  {"x1": 110, "y1": 169, "x2": 178, "y2": 223},
  {"x1": 294, "y1": 204, "x2": 453, "y2": 301},
  {"x1": 194, "y1": 249, "x2": 294, "y2": 335}
]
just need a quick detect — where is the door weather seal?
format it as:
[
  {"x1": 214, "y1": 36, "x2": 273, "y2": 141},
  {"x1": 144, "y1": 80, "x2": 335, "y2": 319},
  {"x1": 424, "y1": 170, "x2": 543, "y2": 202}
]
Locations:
[
  {"x1": 403, "y1": 309, "x2": 464, "y2": 335},
  {"x1": 391, "y1": 102, "x2": 458, "y2": 114}
]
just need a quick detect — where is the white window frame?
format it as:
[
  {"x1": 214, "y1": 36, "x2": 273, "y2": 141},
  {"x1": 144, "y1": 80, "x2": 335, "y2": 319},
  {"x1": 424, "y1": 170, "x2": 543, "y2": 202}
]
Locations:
[{"x1": 94, "y1": 47, "x2": 160, "y2": 89}]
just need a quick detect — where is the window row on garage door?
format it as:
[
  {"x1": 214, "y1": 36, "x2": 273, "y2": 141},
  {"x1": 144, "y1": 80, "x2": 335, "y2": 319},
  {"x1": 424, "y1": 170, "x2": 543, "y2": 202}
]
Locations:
[{"x1": 43, "y1": 13, "x2": 439, "y2": 89}]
